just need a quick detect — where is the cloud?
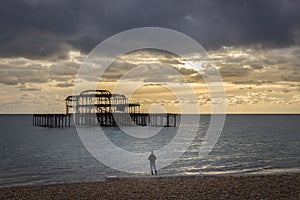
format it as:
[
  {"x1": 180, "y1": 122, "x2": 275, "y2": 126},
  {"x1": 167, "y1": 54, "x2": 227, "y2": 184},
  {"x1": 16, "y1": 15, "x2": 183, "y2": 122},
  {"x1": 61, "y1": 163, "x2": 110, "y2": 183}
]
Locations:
[
  {"x1": 219, "y1": 64, "x2": 252, "y2": 80},
  {"x1": 97, "y1": 50, "x2": 204, "y2": 83},
  {"x1": 250, "y1": 64, "x2": 264, "y2": 70},
  {"x1": 209, "y1": 45, "x2": 300, "y2": 84},
  {"x1": 49, "y1": 61, "x2": 79, "y2": 76},
  {"x1": 0, "y1": 56, "x2": 81, "y2": 88},
  {"x1": 16, "y1": 84, "x2": 41, "y2": 91},
  {"x1": 55, "y1": 82, "x2": 74, "y2": 88},
  {"x1": 0, "y1": 1, "x2": 300, "y2": 114},
  {"x1": 1, "y1": 0, "x2": 300, "y2": 59},
  {"x1": 0, "y1": 62, "x2": 50, "y2": 85}
]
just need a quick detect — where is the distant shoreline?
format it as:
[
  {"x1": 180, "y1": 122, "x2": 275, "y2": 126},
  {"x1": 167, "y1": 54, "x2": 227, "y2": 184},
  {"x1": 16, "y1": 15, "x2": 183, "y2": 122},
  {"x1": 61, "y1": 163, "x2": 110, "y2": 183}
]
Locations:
[{"x1": 1, "y1": 174, "x2": 299, "y2": 199}]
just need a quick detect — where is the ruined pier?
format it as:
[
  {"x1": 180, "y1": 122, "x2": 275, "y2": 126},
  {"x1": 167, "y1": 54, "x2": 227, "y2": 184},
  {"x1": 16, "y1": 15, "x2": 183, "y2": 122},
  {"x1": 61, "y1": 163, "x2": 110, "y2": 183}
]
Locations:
[
  {"x1": 33, "y1": 114, "x2": 71, "y2": 128},
  {"x1": 33, "y1": 90, "x2": 177, "y2": 128}
]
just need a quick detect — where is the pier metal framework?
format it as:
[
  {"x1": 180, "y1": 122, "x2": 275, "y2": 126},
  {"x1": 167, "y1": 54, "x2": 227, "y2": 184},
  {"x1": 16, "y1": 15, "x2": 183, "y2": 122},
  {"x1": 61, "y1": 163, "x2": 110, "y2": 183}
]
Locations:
[
  {"x1": 33, "y1": 90, "x2": 177, "y2": 127},
  {"x1": 65, "y1": 90, "x2": 141, "y2": 115}
]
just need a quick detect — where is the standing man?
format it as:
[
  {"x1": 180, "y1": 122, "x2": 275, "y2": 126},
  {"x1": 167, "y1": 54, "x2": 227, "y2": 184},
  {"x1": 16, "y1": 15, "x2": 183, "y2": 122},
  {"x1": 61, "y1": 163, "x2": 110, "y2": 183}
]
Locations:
[{"x1": 148, "y1": 151, "x2": 157, "y2": 175}]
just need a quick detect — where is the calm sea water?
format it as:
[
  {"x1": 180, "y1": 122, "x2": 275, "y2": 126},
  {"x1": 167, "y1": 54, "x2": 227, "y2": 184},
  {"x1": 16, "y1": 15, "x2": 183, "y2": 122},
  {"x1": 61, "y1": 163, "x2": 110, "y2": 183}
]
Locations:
[{"x1": 0, "y1": 114, "x2": 299, "y2": 187}]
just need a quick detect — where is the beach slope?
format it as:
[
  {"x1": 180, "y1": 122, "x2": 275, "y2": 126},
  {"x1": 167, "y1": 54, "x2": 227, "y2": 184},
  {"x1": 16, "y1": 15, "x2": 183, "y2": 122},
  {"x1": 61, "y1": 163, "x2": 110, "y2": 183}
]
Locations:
[{"x1": 0, "y1": 174, "x2": 299, "y2": 199}]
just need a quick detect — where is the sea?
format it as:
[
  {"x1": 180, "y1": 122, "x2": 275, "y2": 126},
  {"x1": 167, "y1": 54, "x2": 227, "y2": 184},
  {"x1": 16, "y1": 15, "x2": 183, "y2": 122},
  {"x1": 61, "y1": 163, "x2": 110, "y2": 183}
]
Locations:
[{"x1": 0, "y1": 114, "x2": 299, "y2": 188}]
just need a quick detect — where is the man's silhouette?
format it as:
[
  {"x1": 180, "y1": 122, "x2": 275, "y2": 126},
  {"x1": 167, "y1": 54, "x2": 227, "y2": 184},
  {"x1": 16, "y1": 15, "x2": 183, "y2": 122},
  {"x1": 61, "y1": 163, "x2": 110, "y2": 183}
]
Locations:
[{"x1": 148, "y1": 151, "x2": 157, "y2": 175}]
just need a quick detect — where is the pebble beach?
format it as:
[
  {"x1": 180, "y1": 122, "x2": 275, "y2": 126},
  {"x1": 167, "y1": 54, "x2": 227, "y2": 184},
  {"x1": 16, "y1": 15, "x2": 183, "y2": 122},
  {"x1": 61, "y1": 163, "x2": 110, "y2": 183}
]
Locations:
[{"x1": 0, "y1": 174, "x2": 299, "y2": 199}]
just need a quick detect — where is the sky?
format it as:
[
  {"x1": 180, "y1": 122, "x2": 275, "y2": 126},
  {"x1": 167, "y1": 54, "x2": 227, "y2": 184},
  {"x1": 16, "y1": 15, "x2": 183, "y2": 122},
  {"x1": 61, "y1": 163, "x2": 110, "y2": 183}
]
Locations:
[{"x1": 0, "y1": 0, "x2": 300, "y2": 114}]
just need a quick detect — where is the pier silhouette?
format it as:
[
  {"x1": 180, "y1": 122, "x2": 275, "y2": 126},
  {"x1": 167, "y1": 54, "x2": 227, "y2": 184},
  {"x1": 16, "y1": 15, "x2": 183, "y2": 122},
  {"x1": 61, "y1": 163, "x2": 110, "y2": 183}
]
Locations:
[{"x1": 33, "y1": 90, "x2": 176, "y2": 128}]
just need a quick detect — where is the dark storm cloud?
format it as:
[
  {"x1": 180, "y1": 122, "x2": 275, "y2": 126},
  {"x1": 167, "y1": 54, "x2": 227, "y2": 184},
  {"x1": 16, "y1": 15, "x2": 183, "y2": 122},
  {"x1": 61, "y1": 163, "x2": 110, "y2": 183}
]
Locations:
[
  {"x1": 0, "y1": 0, "x2": 300, "y2": 59},
  {"x1": 250, "y1": 64, "x2": 264, "y2": 70},
  {"x1": 55, "y1": 82, "x2": 73, "y2": 88},
  {"x1": 219, "y1": 64, "x2": 252, "y2": 77}
]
